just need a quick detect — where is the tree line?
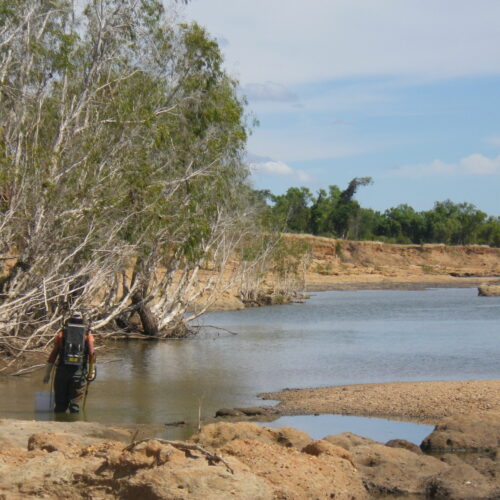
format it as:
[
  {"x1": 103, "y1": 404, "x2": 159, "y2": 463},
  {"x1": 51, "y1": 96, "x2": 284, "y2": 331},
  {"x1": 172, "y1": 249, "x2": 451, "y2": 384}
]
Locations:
[{"x1": 257, "y1": 178, "x2": 500, "y2": 247}]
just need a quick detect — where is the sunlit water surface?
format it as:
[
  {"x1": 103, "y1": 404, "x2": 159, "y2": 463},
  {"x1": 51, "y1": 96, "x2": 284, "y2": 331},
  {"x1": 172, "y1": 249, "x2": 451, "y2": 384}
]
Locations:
[{"x1": 2, "y1": 288, "x2": 499, "y2": 442}]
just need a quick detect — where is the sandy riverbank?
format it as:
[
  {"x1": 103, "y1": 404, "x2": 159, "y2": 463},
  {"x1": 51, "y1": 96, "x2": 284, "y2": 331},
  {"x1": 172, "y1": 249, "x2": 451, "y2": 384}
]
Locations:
[
  {"x1": 259, "y1": 380, "x2": 500, "y2": 425},
  {"x1": 1, "y1": 379, "x2": 500, "y2": 499}
]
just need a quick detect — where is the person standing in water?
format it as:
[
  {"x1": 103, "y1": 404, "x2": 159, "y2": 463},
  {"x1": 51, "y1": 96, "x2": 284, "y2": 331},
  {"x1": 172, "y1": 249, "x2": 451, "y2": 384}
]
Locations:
[{"x1": 43, "y1": 311, "x2": 96, "y2": 413}]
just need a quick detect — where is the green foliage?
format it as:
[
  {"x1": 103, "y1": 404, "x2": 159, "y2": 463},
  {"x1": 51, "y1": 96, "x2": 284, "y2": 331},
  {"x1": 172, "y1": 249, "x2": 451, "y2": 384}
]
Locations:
[
  {"x1": 270, "y1": 187, "x2": 313, "y2": 233},
  {"x1": 256, "y1": 178, "x2": 500, "y2": 247},
  {"x1": 315, "y1": 262, "x2": 333, "y2": 275},
  {"x1": 478, "y1": 217, "x2": 500, "y2": 247},
  {"x1": 0, "y1": 0, "x2": 261, "y2": 344},
  {"x1": 262, "y1": 178, "x2": 373, "y2": 239},
  {"x1": 378, "y1": 204, "x2": 426, "y2": 243}
]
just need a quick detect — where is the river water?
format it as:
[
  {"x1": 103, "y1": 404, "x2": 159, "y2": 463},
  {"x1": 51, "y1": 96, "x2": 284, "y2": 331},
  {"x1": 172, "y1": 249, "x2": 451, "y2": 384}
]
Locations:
[{"x1": 2, "y1": 287, "x2": 499, "y2": 441}]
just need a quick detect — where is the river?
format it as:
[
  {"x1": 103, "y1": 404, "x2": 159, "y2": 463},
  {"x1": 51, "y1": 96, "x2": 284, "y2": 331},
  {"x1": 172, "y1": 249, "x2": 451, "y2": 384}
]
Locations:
[{"x1": 2, "y1": 287, "x2": 499, "y2": 441}]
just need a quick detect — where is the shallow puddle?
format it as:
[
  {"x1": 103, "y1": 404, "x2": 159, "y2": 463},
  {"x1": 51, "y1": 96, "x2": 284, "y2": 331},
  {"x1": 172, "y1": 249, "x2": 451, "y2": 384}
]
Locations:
[{"x1": 261, "y1": 413, "x2": 434, "y2": 445}]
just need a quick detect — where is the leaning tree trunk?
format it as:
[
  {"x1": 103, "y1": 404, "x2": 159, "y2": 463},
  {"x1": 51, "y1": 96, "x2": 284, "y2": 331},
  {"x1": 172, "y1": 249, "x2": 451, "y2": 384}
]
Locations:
[{"x1": 131, "y1": 291, "x2": 159, "y2": 337}]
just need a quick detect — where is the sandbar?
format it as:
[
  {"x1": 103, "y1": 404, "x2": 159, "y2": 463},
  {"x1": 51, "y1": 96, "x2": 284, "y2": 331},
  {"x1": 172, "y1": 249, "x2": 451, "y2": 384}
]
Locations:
[{"x1": 260, "y1": 379, "x2": 500, "y2": 425}]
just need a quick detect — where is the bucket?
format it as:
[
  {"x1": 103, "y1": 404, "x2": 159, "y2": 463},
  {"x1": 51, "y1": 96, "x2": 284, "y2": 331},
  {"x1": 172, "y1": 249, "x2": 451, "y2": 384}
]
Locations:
[{"x1": 35, "y1": 391, "x2": 54, "y2": 412}]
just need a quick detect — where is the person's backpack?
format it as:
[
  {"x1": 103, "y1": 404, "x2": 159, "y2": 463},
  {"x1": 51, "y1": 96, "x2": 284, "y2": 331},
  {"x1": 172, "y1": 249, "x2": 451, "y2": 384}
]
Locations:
[{"x1": 62, "y1": 320, "x2": 87, "y2": 366}]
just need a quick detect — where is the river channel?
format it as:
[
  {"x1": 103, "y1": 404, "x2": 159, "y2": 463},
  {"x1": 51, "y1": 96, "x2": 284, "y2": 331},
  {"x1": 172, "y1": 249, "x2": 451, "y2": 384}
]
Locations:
[{"x1": 2, "y1": 287, "x2": 499, "y2": 442}]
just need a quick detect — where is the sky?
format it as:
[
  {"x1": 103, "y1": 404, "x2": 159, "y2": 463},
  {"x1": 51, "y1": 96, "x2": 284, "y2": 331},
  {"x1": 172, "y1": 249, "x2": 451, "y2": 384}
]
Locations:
[{"x1": 180, "y1": 0, "x2": 500, "y2": 215}]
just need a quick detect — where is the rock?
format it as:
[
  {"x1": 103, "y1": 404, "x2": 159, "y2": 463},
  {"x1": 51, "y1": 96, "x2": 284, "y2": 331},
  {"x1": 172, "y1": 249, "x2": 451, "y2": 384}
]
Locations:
[
  {"x1": 478, "y1": 284, "x2": 500, "y2": 296},
  {"x1": 105, "y1": 439, "x2": 187, "y2": 471},
  {"x1": 83, "y1": 440, "x2": 273, "y2": 500},
  {"x1": 324, "y1": 432, "x2": 379, "y2": 450},
  {"x1": 117, "y1": 460, "x2": 273, "y2": 500},
  {"x1": 268, "y1": 426, "x2": 312, "y2": 449},
  {"x1": 385, "y1": 438, "x2": 422, "y2": 454},
  {"x1": 222, "y1": 438, "x2": 369, "y2": 499},
  {"x1": 0, "y1": 418, "x2": 133, "y2": 449},
  {"x1": 302, "y1": 439, "x2": 355, "y2": 465},
  {"x1": 421, "y1": 411, "x2": 500, "y2": 452},
  {"x1": 425, "y1": 463, "x2": 499, "y2": 499},
  {"x1": 2, "y1": 417, "x2": 500, "y2": 500},
  {"x1": 192, "y1": 422, "x2": 312, "y2": 450},
  {"x1": 469, "y1": 452, "x2": 500, "y2": 481},
  {"x1": 95, "y1": 436, "x2": 369, "y2": 500},
  {"x1": 439, "y1": 453, "x2": 466, "y2": 467},
  {"x1": 215, "y1": 407, "x2": 268, "y2": 417},
  {"x1": 6, "y1": 427, "x2": 367, "y2": 499},
  {"x1": 350, "y1": 443, "x2": 448, "y2": 496},
  {"x1": 0, "y1": 447, "x2": 102, "y2": 499},
  {"x1": 235, "y1": 407, "x2": 267, "y2": 416},
  {"x1": 215, "y1": 408, "x2": 245, "y2": 417},
  {"x1": 27, "y1": 432, "x2": 80, "y2": 454}
]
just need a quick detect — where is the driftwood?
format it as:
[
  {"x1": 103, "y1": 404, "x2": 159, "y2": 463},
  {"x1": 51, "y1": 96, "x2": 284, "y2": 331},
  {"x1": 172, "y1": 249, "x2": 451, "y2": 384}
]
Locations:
[
  {"x1": 124, "y1": 438, "x2": 234, "y2": 474},
  {"x1": 5, "y1": 363, "x2": 46, "y2": 376}
]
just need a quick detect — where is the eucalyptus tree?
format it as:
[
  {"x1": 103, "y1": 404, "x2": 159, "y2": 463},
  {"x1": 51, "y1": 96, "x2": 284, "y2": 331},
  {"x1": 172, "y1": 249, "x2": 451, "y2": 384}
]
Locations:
[
  {"x1": 331, "y1": 177, "x2": 373, "y2": 239},
  {"x1": 270, "y1": 187, "x2": 313, "y2": 233},
  {"x1": 0, "y1": 0, "x2": 258, "y2": 360}
]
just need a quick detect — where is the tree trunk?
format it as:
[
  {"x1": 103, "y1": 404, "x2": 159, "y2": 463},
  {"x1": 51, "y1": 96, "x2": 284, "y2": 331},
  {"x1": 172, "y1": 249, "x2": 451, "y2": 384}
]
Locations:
[{"x1": 132, "y1": 291, "x2": 159, "y2": 337}]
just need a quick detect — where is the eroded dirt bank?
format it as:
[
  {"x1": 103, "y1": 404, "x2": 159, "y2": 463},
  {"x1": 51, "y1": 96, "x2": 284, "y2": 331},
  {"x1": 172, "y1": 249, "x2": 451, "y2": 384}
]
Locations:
[
  {"x1": 206, "y1": 237, "x2": 500, "y2": 311},
  {"x1": 1, "y1": 406, "x2": 499, "y2": 499},
  {"x1": 286, "y1": 236, "x2": 500, "y2": 290}
]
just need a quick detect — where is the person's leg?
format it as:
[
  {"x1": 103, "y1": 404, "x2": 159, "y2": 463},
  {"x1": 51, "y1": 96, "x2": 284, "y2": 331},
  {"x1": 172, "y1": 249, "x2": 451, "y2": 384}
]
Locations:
[
  {"x1": 54, "y1": 368, "x2": 70, "y2": 413},
  {"x1": 68, "y1": 373, "x2": 86, "y2": 413}
]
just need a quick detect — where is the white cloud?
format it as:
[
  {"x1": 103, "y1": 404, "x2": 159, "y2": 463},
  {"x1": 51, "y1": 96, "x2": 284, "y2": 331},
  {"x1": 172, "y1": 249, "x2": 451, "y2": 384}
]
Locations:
[
  {"x1": 391, "y1": 154, "x2": 500, "y2": 178},
  {"x1": 249, "y1": 158, "x2": 312, "y2": 182},
  {"x1": 183, "y1": 0, "x2": 500, "y2": 85},
  {"x1": 252, "y1": 160, "x2": 293, "y2": 176},
  {"x1": 459, "y1": 154, "x2": 500, "y2": 174}
]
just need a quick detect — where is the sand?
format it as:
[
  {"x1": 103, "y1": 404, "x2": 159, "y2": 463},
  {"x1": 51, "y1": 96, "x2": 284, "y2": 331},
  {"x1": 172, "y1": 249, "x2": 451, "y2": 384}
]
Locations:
[{"x1": 260, "y1": 379, "x2": 500, "y2": 425}]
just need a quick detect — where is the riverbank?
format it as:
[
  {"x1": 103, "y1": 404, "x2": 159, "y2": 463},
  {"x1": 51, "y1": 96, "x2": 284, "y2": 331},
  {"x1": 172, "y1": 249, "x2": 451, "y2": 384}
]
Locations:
[
  {"x1": 201, "y1": 237, "x2": 500, "y2": 311},
  {"x1": 297, "y1": 237, "x2": 500, "y2": 287},
  {"x1": 1, "y1": 379, "x2": 499, "y2": 499}
]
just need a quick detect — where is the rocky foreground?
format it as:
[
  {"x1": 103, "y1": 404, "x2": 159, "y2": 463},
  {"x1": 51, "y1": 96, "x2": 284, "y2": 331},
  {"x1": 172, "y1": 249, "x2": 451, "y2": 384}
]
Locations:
[{"x1": 1, "y1": 408, "x2": 499, "y2": 499}]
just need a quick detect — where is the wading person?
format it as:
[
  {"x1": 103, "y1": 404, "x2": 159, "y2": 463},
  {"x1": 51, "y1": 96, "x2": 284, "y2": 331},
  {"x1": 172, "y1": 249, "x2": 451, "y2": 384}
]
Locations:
[{"x1": 42, "y1": 312, "x2": 96, "y2": 414}]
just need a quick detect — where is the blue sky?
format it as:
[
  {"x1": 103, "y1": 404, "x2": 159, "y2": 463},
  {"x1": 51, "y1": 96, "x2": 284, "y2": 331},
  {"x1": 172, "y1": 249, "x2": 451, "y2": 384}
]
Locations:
[{"x1": 181, "y1": 0, "x2": 500, "y2": 215}]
